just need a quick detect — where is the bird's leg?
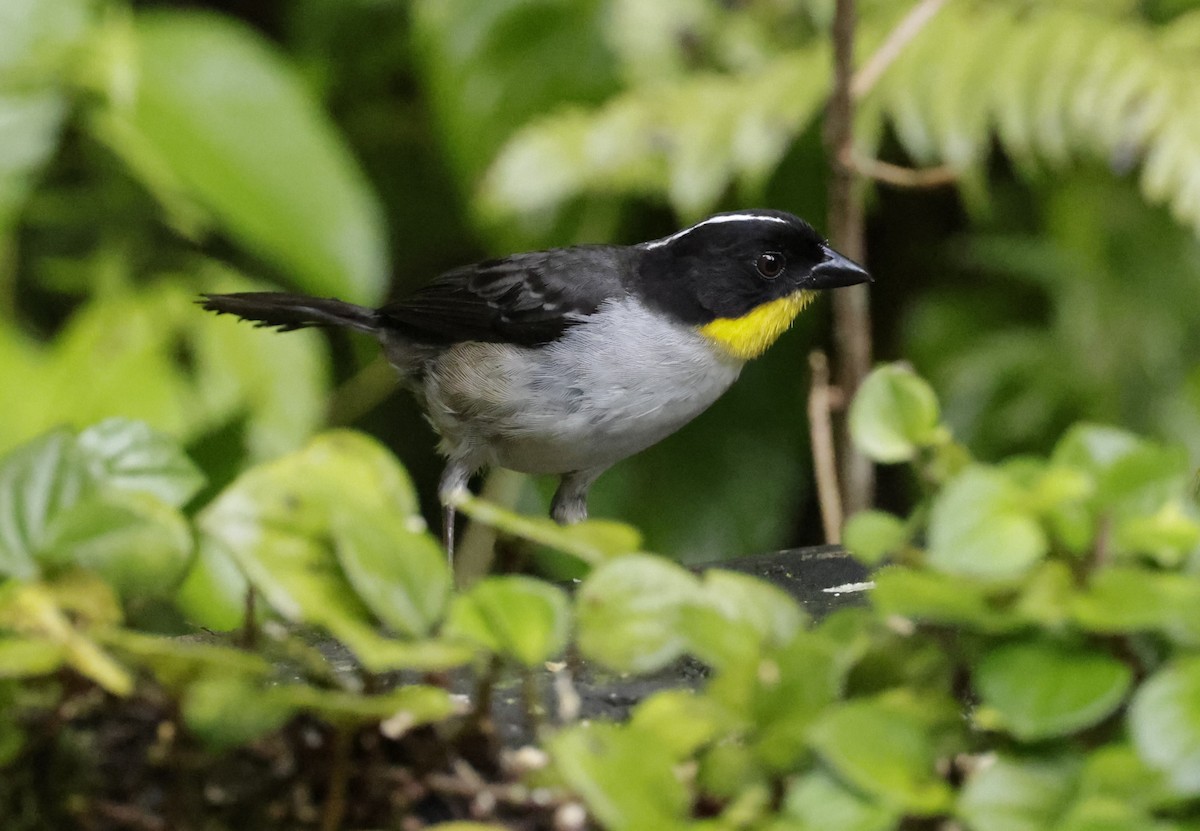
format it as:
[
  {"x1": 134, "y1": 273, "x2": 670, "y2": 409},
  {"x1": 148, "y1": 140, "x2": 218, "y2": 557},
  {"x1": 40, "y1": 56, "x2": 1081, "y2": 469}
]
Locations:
[
  {"x1": 438, "y1": 461, "x2": 472, "y2": 561},
  {"x1": 551, "y1": 466, "x2": 610, "y2": 525}
]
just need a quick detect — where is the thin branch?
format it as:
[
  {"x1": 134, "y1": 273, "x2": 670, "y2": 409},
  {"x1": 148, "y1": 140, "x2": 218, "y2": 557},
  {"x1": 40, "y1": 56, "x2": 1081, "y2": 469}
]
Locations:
[
  {"x1": 851, "y1": 0, "x2": 950, "y2": 100},
  {"x1": 844, "y1": 151, "x2": 959, "y2": 188},
  {"x1": 808, "y1": 351, "x2": 844, "y2": 543},
  {"x1": 825, "y1": 0, "x2": 876, "y2": 515}
]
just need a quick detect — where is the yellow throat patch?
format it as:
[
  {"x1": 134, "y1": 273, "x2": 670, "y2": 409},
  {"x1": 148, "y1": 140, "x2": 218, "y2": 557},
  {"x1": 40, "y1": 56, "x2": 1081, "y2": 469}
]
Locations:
[{"x1": 699, "y1": 290, "x2": 815, "y2": 360}]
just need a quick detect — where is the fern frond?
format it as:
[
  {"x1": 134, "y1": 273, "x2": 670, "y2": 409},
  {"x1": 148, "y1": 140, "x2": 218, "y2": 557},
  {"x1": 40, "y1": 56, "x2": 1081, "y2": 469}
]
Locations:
[
  {"x1": 873, "y1": 5, "x2": 1200, "y2": 234},
  {"x1": 478, "y1": 46, "x2": 830, "y2": 222}
]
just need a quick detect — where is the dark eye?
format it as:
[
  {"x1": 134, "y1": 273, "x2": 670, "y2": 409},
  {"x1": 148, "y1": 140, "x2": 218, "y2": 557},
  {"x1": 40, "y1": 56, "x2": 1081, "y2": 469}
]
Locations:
[{"x1": 755, "y1": 251, "x2": 785, "y2": 279}]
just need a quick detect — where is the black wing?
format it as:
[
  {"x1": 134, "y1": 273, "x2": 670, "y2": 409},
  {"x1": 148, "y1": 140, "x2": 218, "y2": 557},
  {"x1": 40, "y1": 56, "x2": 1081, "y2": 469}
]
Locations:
[{"x1": 379, "y1": 245, "x2": 630, "y2": 346}]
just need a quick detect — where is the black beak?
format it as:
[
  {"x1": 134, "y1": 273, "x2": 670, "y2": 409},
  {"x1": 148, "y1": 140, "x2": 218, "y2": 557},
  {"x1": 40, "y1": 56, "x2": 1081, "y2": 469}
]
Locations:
[{"x1": 808, "y1": 247, "x2": 872, "y2": 289}]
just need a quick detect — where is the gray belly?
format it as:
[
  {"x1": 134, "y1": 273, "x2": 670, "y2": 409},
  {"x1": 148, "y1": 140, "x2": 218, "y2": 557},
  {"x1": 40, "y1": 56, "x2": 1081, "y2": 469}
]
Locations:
[{"x1": 420, "y1": 299, "x2": 743, "y2": 474}]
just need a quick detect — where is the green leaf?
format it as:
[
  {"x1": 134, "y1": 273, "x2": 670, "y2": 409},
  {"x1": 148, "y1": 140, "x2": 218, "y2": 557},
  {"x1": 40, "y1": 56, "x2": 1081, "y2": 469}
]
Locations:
[
  {"x1": 974, "y1": 640, "x2": 1133, "y2": 741},
  {"x1": 1072, "y1": 565, "x2": 1200, "y2": 645},
  {"x1": 843, "y1": 510, "x2": 909, "y2": 565},
  {"x1": 782, "y1": 769, "x2": 899, "y2": 831},
  {"x1": 199, "y1": 431, "x2": 468, "y2": 671},
  {"x1": 871, "y1": 567, "x2": 1011, "y2": 631},
  {"x1": 449, "y1": 489, "x2": 641, "y2": 566},
  {"x1": 0, "y1": 429, "x2": 87, "y2": 579},
  {"x1": 114, "y1": 11, "x2": 388, "y2": 303},
  {"x1": 575, "y1": 554, "x2": 702, "y2": 673},
  {"x1": 927, "y1": 466, "x2": 1048, "y2": 580},
  {"x1": 1113, "y1": 500, "x2": 1200, "y2": 566},
  {"x1": 100, "y1": 628, "x2": 271, "y2": 690},
  {"x1": 694, "y1": 570, "x2": 807, "y2": 647},
  {"x1": 549, "y1": 723, "x2": 689, "y2": 831},
  {"x1": 0, "y1": 638, "x2": 66, "y2": 678},
  {"x1": 173, "y1": 535, "x2": 251, "y2": 632},
  {"x1": 958, "y1": 754, "x2": 1080, "y2": 831},
  {"x1": 182, "y1": 675, "x2": 294, "y2": 749},
  {"x1": 0, "y1": 0, "x2": 87, "y2": 231},
  {"x1": 808, "y1": 698, "x2": 953, "y2": 815},
  {"x1": 75, "y1": 418, "x2": 204, "y2": 508},
  {"x1": 628, "y1": 690, "x2": 733, "y2": 761},
  {"x1": 444, "y1": 576, "x2": 570, "y2": 666},
  {"x1": 1129, "y1": 656, "x2": 1200, "y2": 796},
  {"x1": 707, "y1": 632, "x2": 842, "y2": 772},
  {"x1": 42, "y1": 492, "x2": 193, "y2": 599},
  {"x1": 333, "y1": 510, "x2": 450, "y2": 639},
  {"x1": 849, "y1": 364, "x2": 943, "y2": 463}
]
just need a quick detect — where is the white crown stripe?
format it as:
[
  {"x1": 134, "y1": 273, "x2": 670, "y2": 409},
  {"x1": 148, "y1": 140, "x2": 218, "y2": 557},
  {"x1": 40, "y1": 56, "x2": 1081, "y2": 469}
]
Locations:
[{"x1": 642, "y1": 213, "x2": 793, "y2": 249}]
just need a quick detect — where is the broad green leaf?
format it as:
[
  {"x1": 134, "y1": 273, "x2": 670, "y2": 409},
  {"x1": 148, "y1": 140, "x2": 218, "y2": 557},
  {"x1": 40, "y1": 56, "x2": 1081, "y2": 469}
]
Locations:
[
  {"x1": 549, "y1": 723, "x2": 689, "y2": 831},
  {"x1": 575, "y1": 554, "x2": 702, "y2": 673},
  {"x1": 927, "y1": 466, "x2": 1048, "y2": 580},
  {"x1": 0, "y1": 0, "x2": 88, "y2": 231},
  {"x1": 628, "y1": 690, "x2": 733, "y2": 761},
  {"x1": 198, "y1": 431, "x2": 468, "y2": 670},
  {"x1": 1076, "y1": 743, "x2": 1177, "y2": 816},
  {"x1": 843, "y1": 510, "x2": 909, "y2": 565},
  {"x1": 182, "y1": 675, "x2": 294, "y2": 749},
  {"x1": 871, "y1": 567, "x2": 1011, "y2": 631},
  {"x1": 42, "y1": 492, "x2": 193, "y2": 598},
  {"x1": 0, "y1": 638, "x2": 65, "y2": 678},
  {"x1": 974, "y1": 640, "x2": 1132, "y2": 741},
  {"x1": 333, "y1": 510, "x2": 449, "y2": 639},
  {"x1": 782, "y1": 769, "x2": 899, "y2": 831},
  {"x1": 173, "y1": 535, "x2": 251, "y2": 632},
  {"x1": 1113, "y1": 500, "x2": 1200, "y2": 566},
  {"x1": 808, "y1": 698, "x2": 953, "y2": 815},
  {"x1": 0, "y1": 429, "x2": 87, "y2": 579},
  {"x1": 958, "y1": 755, "x2": 1080, "y2": 831},
  {"x1": 849, "y1": 364, "x2": 943, "y2": 463},
  {"x1": 444, "y1": 576, "x2": 570, "y2": 666},
  {"x1": 695, "y1": 570, "x2": 807, "y2": 647},
  {"x1": 1129, "y1": 656, "x2": 1200, "y2": 796},
  {"x1": 116, "y1": 12, "x2": 387, "y2": 303},
  {"x1": 1072, "y1": 565, "x2": 1200, "y2": 645},
  {"x1": 708, "y1": 632, "x2": 842, "y2": 772},
  {"x1": 76, "y1": 418, "x2": 204, "y2": 508}
]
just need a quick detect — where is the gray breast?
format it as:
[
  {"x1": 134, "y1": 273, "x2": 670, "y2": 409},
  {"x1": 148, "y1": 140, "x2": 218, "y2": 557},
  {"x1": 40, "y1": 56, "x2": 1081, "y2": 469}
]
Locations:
[{"x1": 422, "y1": 297, "x2": 744, "y2": 474}]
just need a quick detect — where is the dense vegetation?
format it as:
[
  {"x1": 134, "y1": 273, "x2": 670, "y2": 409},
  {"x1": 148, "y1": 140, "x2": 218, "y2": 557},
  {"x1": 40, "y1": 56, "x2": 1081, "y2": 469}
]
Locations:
[{"x1": 3, "y1": 0, "x2": 1200, "y2": 828}]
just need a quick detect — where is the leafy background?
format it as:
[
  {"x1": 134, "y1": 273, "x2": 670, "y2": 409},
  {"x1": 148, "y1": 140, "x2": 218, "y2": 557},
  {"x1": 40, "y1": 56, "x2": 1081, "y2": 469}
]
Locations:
[{"x1": 5, "y1": 0, "x2": 1200, "y2": 564}]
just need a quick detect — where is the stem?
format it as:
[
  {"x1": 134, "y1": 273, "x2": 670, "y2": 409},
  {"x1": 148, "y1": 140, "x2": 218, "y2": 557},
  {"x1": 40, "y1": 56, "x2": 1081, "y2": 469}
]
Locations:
[
  {"x1": 807, "y1": 351, "x2": 844, "y2": 543},
  {"x1": 319, "y1": 728, "x2": 352, "y2": 831},
  {"x1": 825, "y1": 0, "x2": 876, "y2": 516}
]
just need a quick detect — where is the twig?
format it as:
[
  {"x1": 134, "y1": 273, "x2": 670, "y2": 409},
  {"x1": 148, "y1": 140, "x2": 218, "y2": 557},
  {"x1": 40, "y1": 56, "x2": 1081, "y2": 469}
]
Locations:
[
  {"x1": 239, "y1": 586, "x2": 258, "y2": 650},
  {"x1": 808, "y1": 351, "x2": 845, "y2": 543},
  {"x1": 843, "y1": 151, "x2": 959, "y2": 189},
  {"x1": 825, "y1": 0, "x2": 876, "y2": 515},
  {"x1": 455, "y1": 468, "x2": 527, "y2": 588},
  {"x1": 320, "y1": 728, "x2": 352, "y2": 831},
  {"x1": 851, "y1": 0, "x2": 950, "y2": 100}
]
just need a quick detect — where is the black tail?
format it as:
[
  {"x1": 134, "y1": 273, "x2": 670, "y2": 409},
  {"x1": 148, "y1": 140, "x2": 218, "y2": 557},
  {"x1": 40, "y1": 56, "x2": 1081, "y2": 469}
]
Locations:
[{"x1": 198, "y1": 292, "x2": 380, "y2": 334}]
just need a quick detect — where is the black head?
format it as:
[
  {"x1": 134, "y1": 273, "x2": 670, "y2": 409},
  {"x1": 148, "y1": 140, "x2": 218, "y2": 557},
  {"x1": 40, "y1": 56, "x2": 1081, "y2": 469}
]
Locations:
[{"x1": 633, "y1": 209, "x2": 870, "y2": 325}]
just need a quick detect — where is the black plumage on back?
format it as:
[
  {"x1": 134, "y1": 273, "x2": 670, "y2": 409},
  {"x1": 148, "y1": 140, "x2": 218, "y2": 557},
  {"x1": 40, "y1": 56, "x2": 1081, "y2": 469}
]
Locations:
[{"x1": 379, "y1": 246, "x2": 631, "y2": 346}]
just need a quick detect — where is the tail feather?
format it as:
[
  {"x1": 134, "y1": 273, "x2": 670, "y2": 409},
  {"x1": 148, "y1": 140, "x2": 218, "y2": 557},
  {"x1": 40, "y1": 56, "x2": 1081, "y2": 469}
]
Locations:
[{"x1": 198, "y1": 292, "x2": 380, "y2": 334}]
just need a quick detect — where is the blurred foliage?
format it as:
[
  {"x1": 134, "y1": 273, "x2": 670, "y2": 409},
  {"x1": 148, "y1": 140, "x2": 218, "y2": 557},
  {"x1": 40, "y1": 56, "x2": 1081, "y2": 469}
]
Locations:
[
  {"x1": 2, "y1": 0, "x2": 1200, "y2": 558},
  {"x1": 0, "y1": 367, "x2": 1197, "y2": 826}
]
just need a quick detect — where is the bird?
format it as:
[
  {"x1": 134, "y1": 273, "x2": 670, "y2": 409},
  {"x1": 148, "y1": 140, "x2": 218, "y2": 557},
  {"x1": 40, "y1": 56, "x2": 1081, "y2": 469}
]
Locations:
[{"x1": 200, "y1": 209, "x2": 870, "y2": 555}]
